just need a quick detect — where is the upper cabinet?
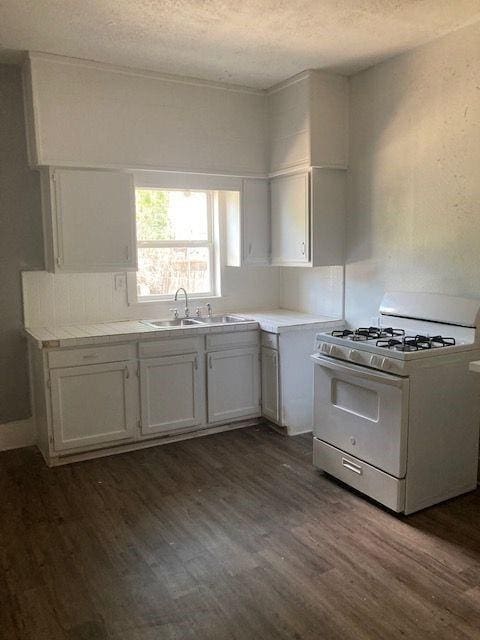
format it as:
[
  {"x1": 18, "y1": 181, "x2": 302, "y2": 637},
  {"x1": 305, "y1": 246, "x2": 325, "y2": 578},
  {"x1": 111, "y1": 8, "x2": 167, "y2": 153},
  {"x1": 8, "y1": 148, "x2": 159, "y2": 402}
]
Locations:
[
  {"x1": 225, "y1": 178, "x2": 270, "y2": 267},
  {"x1": 267, "y1": 70, "x2": 349, "y2": 175},
  {"x1": 270, "y1": 168, "x2": 345, "y2": 268},
  {"x1": 242, "y1": 179, "x2": 270, "y2": 266},
  {"x1": 41, "y1": 168, "x2": 137, "y2": 273},
  {"x1": 271, "y1": 172, "x2": 309, "y2": 265}
]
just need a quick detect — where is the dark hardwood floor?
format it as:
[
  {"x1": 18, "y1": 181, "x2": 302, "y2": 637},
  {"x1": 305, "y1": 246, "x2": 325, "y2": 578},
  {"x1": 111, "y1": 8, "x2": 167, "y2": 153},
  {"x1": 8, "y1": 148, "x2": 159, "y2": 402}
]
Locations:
[{"x1": 1, "y1": 426, "x2": 480, "y2": 639}]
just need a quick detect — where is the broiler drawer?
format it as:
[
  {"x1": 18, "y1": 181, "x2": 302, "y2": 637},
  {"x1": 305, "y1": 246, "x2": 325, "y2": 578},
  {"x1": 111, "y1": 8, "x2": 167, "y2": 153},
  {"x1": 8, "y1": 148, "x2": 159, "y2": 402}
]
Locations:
[{"x1": 313, "y1": 438, "x2": 405, "y2": 512}]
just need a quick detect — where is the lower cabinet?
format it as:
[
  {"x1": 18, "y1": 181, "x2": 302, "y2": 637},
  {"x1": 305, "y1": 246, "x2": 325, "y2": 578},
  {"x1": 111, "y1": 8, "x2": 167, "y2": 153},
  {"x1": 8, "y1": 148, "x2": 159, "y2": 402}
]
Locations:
[
  {"x1": 32, "y1": 329, "x2": 262, "y2": 465},
  {"x1": 261, "y1": 346, "x2": 280, "y2": 424},
  {"x1": 140, "y1": 353, "x2": 203, "y2": 436},
  {"x1": 50, "y1": 360, "x2": 138, "y2": 451},
  {"x1": 207, "y1": 347, "x2": 261, "y2": 423}
]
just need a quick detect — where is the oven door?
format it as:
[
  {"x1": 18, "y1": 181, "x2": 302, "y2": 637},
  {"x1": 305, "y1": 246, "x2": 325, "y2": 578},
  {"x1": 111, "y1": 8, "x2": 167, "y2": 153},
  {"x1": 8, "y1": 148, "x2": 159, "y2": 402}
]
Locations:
[{"x1": 312, "y1": 355, "x2": 409, "y2": 478}]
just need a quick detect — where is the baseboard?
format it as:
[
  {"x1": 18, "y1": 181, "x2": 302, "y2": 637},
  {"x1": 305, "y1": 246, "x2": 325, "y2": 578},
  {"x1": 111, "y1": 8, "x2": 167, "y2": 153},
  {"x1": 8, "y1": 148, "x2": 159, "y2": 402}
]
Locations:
[{"x1": 0, "y1": 418, "x2": 37, "y2": 451}]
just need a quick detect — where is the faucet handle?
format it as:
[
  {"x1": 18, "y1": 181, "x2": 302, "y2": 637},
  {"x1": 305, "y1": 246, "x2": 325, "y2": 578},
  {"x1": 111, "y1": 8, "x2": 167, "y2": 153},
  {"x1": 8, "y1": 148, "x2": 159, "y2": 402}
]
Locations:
[
  {"x1": 169, "y1": 308, "x2": 179, "y2": 319},
  {"x1": 205, "y1": 303, "x2": 212, "y2": 317}
]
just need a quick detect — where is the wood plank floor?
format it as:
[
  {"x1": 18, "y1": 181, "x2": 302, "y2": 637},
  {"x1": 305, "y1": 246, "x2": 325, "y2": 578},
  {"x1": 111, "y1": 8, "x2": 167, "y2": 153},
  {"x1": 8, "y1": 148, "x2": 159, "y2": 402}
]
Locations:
[{"x1": 1, "y1": 426, "x2": 480, "y2": 639}]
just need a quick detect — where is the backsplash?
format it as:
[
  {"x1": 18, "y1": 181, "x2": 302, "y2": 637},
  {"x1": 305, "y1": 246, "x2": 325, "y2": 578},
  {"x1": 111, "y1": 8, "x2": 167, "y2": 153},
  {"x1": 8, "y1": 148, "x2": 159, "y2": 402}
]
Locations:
[
  {"x1": 22, "y1": 272, "x2": 128, "y2": 326},
  {"x1": 280, "y1": 266, "x2": 344, "y2": 318},
  {"x1": 22, "y1": 267, "x2": 282, "y2": 327}
]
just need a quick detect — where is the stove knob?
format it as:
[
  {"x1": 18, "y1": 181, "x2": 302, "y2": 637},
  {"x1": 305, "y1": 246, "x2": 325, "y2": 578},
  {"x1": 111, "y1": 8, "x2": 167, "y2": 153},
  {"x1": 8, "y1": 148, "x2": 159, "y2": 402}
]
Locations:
[
  {"x1": 320, "y1": 342, "x2": 331, "y2": 355},
  {"x1": 369, "y1": 355, "x2": 378, "y2": 367},
  {"x1": 349, "y1": 349, "x2": 361, "y2": 363}
]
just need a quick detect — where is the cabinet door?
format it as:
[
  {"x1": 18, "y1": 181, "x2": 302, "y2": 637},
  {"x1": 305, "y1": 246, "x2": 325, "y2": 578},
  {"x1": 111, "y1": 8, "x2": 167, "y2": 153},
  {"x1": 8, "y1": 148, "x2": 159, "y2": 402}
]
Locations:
[
  {"x1": 261, "y1": 347, "x2": 280, "y2": 424},
  {"x1": 242, "y1": 178, "x2": 270, "y2": 265},
  {"x1": 53, "y1": 169, "x2": 137, "y2": 272},
  {"x1": 270, "y1": 172, "x2": 310, "y2": 266},
  {"x1": 140, "y1": 353, "x2": 203, "y2": 436},
  {"x1": 50, "y1": 361, "x2": 137, "y2": 452},
  {"x1": 207, "y1": 348, "x2": 260, "y2": 423}
]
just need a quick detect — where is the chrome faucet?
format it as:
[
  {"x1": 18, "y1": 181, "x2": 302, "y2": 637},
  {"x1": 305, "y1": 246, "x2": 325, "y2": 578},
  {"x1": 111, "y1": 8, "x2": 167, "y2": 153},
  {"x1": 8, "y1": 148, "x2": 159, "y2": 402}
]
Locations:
[{"x1": 174, "y1": 288, "x2": 189, "y2": 318}]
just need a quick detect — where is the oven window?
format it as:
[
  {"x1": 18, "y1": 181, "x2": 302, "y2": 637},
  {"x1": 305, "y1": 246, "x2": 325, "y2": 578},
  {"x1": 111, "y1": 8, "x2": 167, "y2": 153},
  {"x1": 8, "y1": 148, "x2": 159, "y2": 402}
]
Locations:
[{"x1": 331, "y1": 379, "x2": 379, "y2": 422}]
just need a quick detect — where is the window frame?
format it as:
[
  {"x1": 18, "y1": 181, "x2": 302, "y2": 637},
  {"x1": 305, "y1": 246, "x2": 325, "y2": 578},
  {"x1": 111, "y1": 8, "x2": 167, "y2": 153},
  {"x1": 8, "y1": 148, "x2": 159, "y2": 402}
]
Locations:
[{"x1": 132, "y1": 186, "x2": 217, "y2": 303}]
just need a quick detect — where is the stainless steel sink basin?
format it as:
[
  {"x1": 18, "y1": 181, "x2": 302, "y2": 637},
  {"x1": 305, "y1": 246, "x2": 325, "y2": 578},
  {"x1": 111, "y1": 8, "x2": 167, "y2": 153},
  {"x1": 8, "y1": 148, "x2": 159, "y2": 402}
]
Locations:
[
  {"x1": 143, "y1": 318, "x2": 203, "y2": 328},
  {"x1": 142, "y1": 315, "x2": 252, "y2": 329},
  {"x1": 199, "y1": 315, "x2": 251, "y2": 324}
]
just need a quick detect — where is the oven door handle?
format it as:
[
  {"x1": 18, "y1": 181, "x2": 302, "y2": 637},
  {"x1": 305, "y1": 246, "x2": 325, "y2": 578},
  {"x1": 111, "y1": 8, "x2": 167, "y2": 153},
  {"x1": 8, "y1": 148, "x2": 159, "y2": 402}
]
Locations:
[{"x1": 311, "y1": 354, "x2": 407, "y2": 388}]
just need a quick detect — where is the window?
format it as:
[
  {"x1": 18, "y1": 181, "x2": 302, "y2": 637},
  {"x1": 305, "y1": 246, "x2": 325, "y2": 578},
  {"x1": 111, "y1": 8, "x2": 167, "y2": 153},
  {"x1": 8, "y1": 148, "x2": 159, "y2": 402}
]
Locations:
[{"x1": 134, "y1": 188, "x2": 216, "y2": 301}]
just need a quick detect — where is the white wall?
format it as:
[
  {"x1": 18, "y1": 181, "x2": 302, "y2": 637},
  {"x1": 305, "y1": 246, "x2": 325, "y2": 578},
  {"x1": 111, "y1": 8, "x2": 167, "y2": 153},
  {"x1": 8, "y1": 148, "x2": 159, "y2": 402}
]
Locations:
[
  {"x1": 345, "y1": 21, "x2": 480, "y2": 326},
  {"x1": 22, "y1": 266, "x2": 280, "y2": 327},
  {"x1": 24, "y1": 53, "x2": 268, "y2": 176}
]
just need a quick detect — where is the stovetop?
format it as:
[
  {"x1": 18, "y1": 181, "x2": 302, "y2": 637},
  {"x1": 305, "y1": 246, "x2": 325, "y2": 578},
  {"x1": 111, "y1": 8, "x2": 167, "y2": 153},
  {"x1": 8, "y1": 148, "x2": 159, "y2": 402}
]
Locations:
[{"x1": 331, "y1": 327, "x2": 456, "y2": 352}]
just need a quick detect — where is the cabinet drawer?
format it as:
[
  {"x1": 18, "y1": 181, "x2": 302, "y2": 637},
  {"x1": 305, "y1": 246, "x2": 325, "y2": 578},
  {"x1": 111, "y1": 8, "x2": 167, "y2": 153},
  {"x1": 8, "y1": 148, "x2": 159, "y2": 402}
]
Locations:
[
  {"x1": 139, "y1": 336, "x2": 203, "y2": 358},
  {"x1": 313, "y1": 438, "x2": 405, "y2": 512},
  {"x1": 48, "y1": 343, "x2": 136, "y2": 368},
  {"x1": 206, "y1": 330, "x2": 259, "y2": 351},
  {"x1": 261, "y1": 331, "x2": 278, "y2": 350}
]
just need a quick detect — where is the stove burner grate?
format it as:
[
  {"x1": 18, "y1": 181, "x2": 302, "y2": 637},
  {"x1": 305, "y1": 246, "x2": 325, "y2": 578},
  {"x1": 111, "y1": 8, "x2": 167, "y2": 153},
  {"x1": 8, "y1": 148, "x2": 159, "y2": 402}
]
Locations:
[
  {"x1": 332, "y1": 327, "x2": 405, "y2": 341},
  {"x1": 376, "y1": 335, "x2": 456, "y2": 351}
]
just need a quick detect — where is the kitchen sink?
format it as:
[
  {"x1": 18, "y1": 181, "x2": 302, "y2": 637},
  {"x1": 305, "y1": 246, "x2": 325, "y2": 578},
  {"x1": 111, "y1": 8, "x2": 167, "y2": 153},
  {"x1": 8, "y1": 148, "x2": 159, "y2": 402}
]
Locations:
[
  {"x1": 142, "y1": 318, "x2": 203, "y2": 328},
  {"x1": 142, "y1": 315, "x2": 252, "y2": 328},
  {"x1": 199, "y1": 315, "x2": 251, "y2": 324}
]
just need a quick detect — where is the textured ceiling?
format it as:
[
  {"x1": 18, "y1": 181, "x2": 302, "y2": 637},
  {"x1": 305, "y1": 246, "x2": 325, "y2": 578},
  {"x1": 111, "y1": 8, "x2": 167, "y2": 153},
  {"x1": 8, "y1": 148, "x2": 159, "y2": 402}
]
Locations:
[{"x1": 1, "y1": 1, "x2": 480, "y2": 88}]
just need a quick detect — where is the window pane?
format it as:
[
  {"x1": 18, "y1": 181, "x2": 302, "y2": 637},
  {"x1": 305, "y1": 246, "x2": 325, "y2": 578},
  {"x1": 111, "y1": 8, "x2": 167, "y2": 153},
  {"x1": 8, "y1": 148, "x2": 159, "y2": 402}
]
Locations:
[
  {"x1": 136, "y1": 189, "x2": 208, "y2": 241},
  {"x1": 137, "y1": 247, "x2": 211, "y2": 297}
]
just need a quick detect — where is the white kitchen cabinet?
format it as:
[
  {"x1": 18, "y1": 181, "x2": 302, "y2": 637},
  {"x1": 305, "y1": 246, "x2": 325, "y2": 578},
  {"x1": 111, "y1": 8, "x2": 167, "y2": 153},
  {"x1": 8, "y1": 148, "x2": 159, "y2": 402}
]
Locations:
[
  {"x1": 267, "y1": 70, "x2": 348, "y2": 174},
  {"x1": 242, "y1": 178, "x2": 270, "y2": 266},
  {"x1": 261, "y1": 346, "x2": 280, "y2": 424},
  {"x1": 270, "y1": 172, "x2": 309, "y2": 266},
  {"x1": 40, "y1": 168, "x2": 137, "y2": 273},
  {"x1": 29, "y1": 328, "x2": 263, "y2": 466},
  {"x1": 50, "y1": 360, "x2": 138, "y2": 451},
  {"x1": 139, "y1": 353, "x2": 203, "y2": 436},
  {"x1": 207, "y1": 347, "x2": 260, "y2": 423},
  {"x1": 270, "y1": 168, "x2": 345, "y2": 267},
  {"x1": 225, "y1": 178, "x2": 270, "y2": 267}
]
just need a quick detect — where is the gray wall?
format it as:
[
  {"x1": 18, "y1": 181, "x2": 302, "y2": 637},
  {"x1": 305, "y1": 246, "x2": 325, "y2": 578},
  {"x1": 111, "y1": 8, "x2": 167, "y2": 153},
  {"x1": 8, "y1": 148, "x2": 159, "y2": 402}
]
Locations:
[
  {"x1": 0, "y1": 64, "x2": 43, "y2": 423},
  {"x1": 346, "y1": 21, "x2": 480, "y2": 326}
]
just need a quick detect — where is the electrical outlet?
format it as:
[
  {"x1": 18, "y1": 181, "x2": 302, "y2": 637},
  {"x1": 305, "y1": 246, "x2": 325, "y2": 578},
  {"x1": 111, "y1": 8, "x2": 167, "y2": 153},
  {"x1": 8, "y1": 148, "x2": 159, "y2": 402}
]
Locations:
[{"x1": 114, "y1": 274, "x2": 126, "y2": 291}]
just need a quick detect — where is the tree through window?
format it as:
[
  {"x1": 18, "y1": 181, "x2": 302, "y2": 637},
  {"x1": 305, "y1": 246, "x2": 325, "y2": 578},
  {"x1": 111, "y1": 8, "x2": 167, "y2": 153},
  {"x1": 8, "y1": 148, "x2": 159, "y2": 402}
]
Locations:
[{"x1": 135, "y1": 189, "x2": 215, "y2": 299}]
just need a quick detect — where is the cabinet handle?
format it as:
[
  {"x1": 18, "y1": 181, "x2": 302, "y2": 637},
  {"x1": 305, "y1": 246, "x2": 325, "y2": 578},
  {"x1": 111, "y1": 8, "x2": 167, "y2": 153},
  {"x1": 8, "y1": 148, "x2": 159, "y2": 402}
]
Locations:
[
  {"x1": 82, "y1": 353, "x2": 99, "y2": 360},
  {"x1": 248, "y1": 242, "x2": 252, "y2": 255},
  {"x1": 301, "y1": 241, "x2": 305, "y2": 256},
  {"x1": 125, "y1": 245, "x2": 130, "y2": 261},
  {"x1": 209, "y1": 355, "x2": 213, "y2": 369},
  {"x1": 124, "y1": 365, "x2": 130, "y2": 379},
  {"x1": 342, "y1": 458, "x2": 362, "y2": 475},
  {"x1": 194, "y1": 356, "x2": 198, "y2": 370}
]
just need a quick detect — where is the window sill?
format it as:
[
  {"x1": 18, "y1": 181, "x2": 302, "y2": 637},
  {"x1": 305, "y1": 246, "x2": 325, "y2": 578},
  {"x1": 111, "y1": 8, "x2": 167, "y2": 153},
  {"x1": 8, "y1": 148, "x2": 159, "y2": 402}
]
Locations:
[{"x1": 128, "y1": 294, "x2": 225, "y2": 308}]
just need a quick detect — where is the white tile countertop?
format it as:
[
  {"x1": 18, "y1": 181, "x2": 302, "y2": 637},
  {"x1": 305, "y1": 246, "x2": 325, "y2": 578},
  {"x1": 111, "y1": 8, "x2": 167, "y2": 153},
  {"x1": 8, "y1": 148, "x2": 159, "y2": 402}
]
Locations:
[
  {"x1": 24, "y1": 309, "x2": 343, "y2": 349},
  {"x1": 469, "y1": 361, "x2": 480, "y2": 373},
  {"x1": 241, "y1": 309, "x2": 343, "y2": 334},
  {"x1": 25, "y1": 319, "x2": 259, "y2": 349}
]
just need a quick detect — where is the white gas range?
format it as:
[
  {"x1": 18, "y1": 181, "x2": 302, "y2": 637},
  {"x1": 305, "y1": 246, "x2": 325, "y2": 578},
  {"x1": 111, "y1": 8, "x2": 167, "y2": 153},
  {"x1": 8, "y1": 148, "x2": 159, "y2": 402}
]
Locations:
[{"x1": 311, "y1": 292, "x2": 480, "y2": 514}]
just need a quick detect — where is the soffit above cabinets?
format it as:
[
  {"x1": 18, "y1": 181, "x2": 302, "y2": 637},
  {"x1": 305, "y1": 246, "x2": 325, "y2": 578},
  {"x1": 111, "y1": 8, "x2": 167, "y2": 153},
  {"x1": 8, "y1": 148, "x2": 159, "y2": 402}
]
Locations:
[
  {"x1": 23, "y1": 55, "x2": 348, "y2": 177},
  {"x1": 23, "y1": 53, "x2": 268, "y2": 176}
]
